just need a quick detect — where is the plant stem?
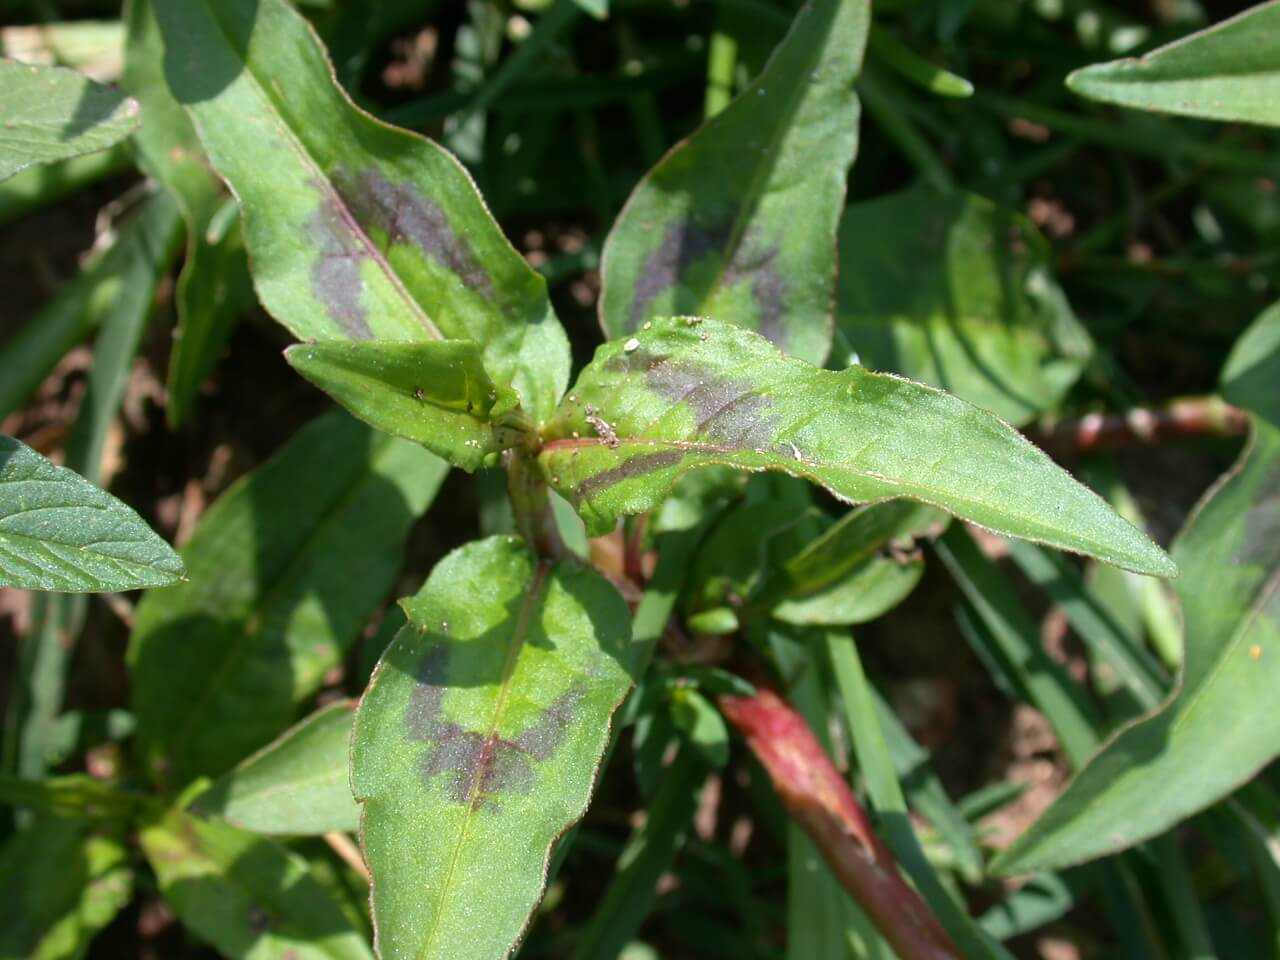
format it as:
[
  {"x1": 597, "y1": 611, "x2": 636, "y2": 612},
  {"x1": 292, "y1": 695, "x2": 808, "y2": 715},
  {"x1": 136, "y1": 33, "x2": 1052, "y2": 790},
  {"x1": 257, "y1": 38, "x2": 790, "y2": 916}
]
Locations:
[
  {"x1": 718, "y1": 686, "x2": 962, "y2": 960},
  {"x1": 505, "y1": 451, "x2": 566, "y2": 561},
  {"x1": 1032, "y1": 396, "x2": 1249, "y2": 455}
]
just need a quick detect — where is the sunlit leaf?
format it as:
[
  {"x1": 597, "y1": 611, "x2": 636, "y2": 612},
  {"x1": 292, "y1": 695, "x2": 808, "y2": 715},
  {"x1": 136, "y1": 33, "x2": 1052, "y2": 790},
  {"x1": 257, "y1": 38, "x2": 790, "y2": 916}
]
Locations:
[
  {"x1": 1067, "y1": 4, "x2": 1280, "y2": 127},
  {"x1": 153, "y1": 0, "x2": 569, "y2": 421},
  {"x1": 193, "y1": 701, "x2": 359, "y2": 836},
  {"x1": 0, "y1": 434, "x2": 184, "y2": 592},
  {"x1": 540, "y1": 317, "x2": 1175, "y2": 576},
  {"x1": 599, "y1": 0, "x2": 870, "y2": 365},
  {"x1": 0, "y1": 61, "x2": 140, "y2": 182},
  {"x1": 352, "y1": 536, "x2": 638, "y2": 960}
]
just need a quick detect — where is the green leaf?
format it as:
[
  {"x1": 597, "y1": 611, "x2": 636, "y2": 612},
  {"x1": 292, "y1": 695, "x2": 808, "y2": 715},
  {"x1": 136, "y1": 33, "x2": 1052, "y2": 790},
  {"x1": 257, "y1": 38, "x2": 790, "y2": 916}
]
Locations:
[
  {"x1": 0, "y1": 434, "x2": 184, "y2": 592},
  {"x1": 867, "y1": 689, "x2": 984, "y2": 885},
  {"x1": 0, "y1": 773, "x2": 138, "y2": 820},
  {"x1": 866, "y1": 25, "x2": 973, "y2": 98},
  {"x1": 8, "y1": 189, "x2": 179, "y2": 779},
  {"x1": 837, "y1": 186, "x2": 1092, "y2": 426},
  {"x1": 598, "y1": 0, "x2": 870, "y2": 365},
  {"x1": 351, "y1": 536, "x2": 638, "y2": 960},
  {"x1": 991, "y1": 306, "x2": 1280, "y2": 873},
  {"x1": 540, "y1": 317, "x2": 1175, "y2": 577},
  {"x1": 0, "y1": 816, "x2": 133, "y2": 960},
  {"x1": 285, "y1": 340, "x2": 526, "y2": 471},
  {"x1": 128, "y1": 410, "x2": 447, "y2": 787},
  {"x1": 193, "y1": 701, "x2": 359, "y2": 836},
  {"x1": 153, "y1": 0, "x2": 570, "y2": 421},
  {"x1": 765, "y1": 501, "x2": 945, "y2": 625},
  {"x1": 1223, "y1": 300, "x2": 1280, "y2": 424},
  {"x1": 670, "y1": 688, "x2": 729, "y2": 768},
  {"x1": 1066, "y1": 4, "x2": 1280, "y2": 127},
  {"x1": 139, "y1": 805, "x2": 374, "y2": 960},
  {"x1": 0, "y1": 61, "x2": 140, "y2": 182},
  {"x1": 123, "y1": 0, "x2": 253, "y2": 429},
  {"x1": 774, "y1": 629, "x2": 891, "y2": 960}
]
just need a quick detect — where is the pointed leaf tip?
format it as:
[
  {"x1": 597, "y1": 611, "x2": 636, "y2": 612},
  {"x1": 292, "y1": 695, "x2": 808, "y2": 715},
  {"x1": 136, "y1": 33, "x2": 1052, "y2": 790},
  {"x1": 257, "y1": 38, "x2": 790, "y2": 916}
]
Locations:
[{"x1": 541, "y1": 317, "x2": 1176, "y2": 578}]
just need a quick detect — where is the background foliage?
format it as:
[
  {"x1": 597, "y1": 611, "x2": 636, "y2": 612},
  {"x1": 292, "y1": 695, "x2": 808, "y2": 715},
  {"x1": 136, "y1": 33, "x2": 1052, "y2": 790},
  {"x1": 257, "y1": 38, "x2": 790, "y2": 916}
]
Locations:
[{"x1": 2, "y1": 1, "x2": 1279, "y2": 958}]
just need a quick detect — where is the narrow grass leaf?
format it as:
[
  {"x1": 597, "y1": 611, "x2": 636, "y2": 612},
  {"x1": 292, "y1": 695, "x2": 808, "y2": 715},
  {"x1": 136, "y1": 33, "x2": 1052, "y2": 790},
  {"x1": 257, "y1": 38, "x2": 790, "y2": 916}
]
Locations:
[
  {"x1": 825, "y1": 630, "x2": 1013, "y2": 960},
  {"x1": 866, "y1": 26, "x2": 973, "y2": 98},
  {"x1": 599, "y1": 0, "x2": 870, "y2": 365},
  {"x1": 9, "y1": 189, "x2": 178, "y2": 779},
  {"x1": 351, "y1": 536, "x2": 639, "y2": 960},
  {"x1": 978, "y1": 873, "x2": 1081, "y2": 941},
  {"x1": 936, "y1": 526, "x2": 1101, "y2": 765},
  {"x1": 123, "y1": 0, "x2": 253, "y2": 429},
  {"x1": 779, "y1": 635, "x2": 892, "y2": 960},
  {"x1": 128, "y1": 410, "x2": 447, "y2": 787},
  {"x1": 0, "y1": 61, "x2": 140, "y2": 181},
  {"x1": 140, "y1": 806, "x2": 373, "y2": 960},
  {"x1": 0, "y1": 188, "x2": 182, "y2": 422},
  {"x1": 152, "y1": 0, "x2": 569, "y2": 421},
  {"x1": 1005, "y1": 540, "x2": 1166, "y2": 711},
  {"x1": 838, "y1": 186, "x2": 1092, "y2": 426},
  {"x1": 1067, "y1": 4, "x2": 1280, "y2": 127},
  {"x1": 193, "y1": 701, "x2": 359, "y2": 836},
  {"x1": 285, "y1": 340, "x2": 527, "y2": 471},
  {"x1": 867, "y1": 687, "x2": 983, "y2": 884},
  {"x1": 573, "y1": 745, "x2": 705, "y2": 960},
  {"x1": 541, "y1": 317, "x2": 1174, "y2": 576},
  {"x1": 0, "y1": 435, "x2": 184, "y2": 592}
]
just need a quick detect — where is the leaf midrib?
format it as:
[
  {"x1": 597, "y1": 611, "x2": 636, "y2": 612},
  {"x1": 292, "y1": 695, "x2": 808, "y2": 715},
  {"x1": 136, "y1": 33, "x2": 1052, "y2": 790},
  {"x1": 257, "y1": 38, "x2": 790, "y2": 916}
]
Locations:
[
  {"x1": 415, "y1": 561, "x2": 550, "y2": 960},
  {"x1": 543, "y1": 434, "x2": 1129, "y2": 562},
  {"x1": 194, "y1": 0, "x2": 444, "y2": 341}
]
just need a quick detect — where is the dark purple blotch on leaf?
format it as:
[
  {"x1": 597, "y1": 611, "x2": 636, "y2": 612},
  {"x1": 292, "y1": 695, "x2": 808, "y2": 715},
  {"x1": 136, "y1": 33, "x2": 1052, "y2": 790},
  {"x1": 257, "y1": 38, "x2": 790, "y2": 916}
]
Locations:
[
  {"x1": 333, "y1": 168, "x2": 494, "y2": 298},
  {"x1": 630, "y1": 348, "x2": 778, "y2": 451},
  {"x1": 629, "y1": 218, "x2": 732, "y2": 330},
  {"x1": 576, "y1": 450, "x2": 687, "y2": 501},
  {"x1": 307, "y1": 192, "x2": 373, "y2": 338},
  {"x1": 405, "y1": 643, "x2": 584, "y2": 808},
  {"x1": 1236, "y1": 465, "x2": 1280, "y2": 568},
  {"x1": 629, "y1": 218, "x2": 790, "y2": 350},
  {"x1": 723, "y1": 240, "x2": 787, "y2": 348}
]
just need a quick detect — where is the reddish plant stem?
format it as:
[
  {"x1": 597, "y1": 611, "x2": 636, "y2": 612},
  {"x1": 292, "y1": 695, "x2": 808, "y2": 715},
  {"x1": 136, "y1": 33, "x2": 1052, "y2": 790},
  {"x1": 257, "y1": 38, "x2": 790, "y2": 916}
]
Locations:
[
  {"x1": 1032, "y1": 396, "x2": 1248, "y2": 456},
  {"x1": 718, "y1": 687, "x2": 961, "y2": 960}
]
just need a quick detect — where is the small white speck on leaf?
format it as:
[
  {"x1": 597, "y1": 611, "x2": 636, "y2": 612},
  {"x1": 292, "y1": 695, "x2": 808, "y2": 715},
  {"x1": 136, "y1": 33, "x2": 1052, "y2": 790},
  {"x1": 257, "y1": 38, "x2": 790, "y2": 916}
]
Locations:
[{"x1": 624, "y1": 337, "x2": 641, "y2": 352}]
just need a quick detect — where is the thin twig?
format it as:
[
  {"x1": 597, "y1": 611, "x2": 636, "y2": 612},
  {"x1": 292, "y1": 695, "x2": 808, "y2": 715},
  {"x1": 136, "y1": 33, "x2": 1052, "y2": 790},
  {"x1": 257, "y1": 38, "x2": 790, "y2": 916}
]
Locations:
[
  {"x1": 324, "y1": 831, "x2": 370, "y2": 882},
  {"x1": 1032, "y1": 396, "x2": 1248, "y2": 456}
]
